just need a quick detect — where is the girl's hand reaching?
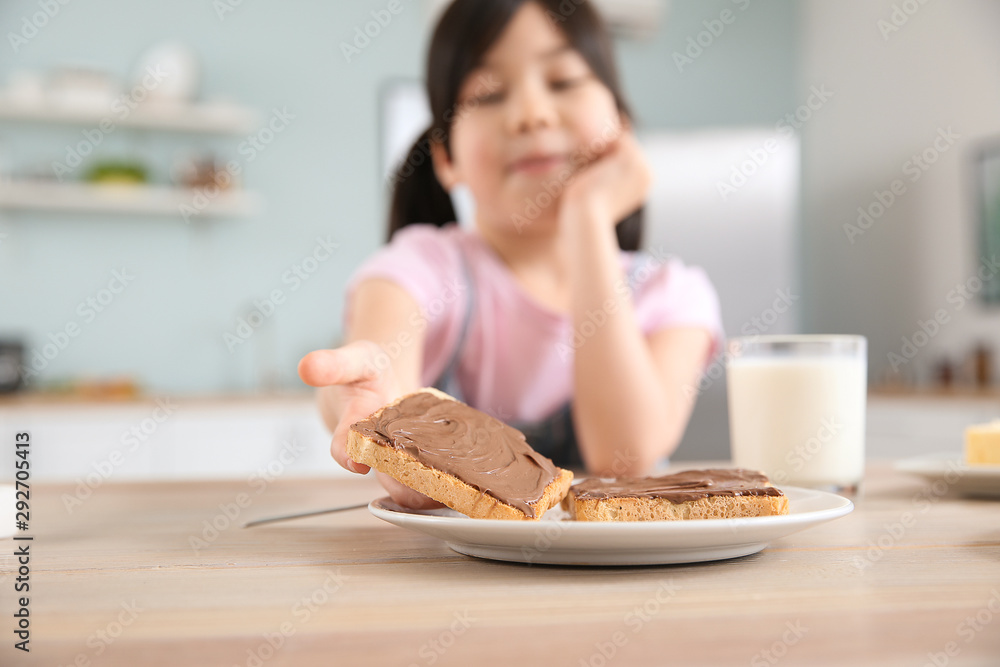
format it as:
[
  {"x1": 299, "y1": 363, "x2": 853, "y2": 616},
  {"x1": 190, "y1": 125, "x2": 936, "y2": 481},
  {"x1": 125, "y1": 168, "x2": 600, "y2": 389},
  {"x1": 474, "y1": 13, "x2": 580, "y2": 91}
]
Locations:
[
  {"x1": 561, "y1": 122, "x2": 651, "y2": 229},
  {"x1": 298, "y1": 342, "x2": 443, "y2": 509}
]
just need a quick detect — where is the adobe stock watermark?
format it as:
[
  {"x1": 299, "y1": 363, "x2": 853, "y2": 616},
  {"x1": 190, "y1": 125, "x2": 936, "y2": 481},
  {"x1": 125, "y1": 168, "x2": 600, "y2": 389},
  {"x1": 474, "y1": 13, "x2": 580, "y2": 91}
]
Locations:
[
  {"x1": 509, "y1": 117, "x2": 624, "y2": 234},
  {"x1": 180, "y1": 107, "x2": 295, "y2": 222},
  {"x1": 223, "y1": 235, "x2": 340, "y2": 352},
  {"x1": 577, "y1": 579, "x2": 679, "y2": 667},
  {"x1": 385, "y1": 73, "x2": 501, "y2": 192},
  {"x1": 359, "y1": 278, "x2": 467, "y2": 376},
  {"x1": 407, "y1": 611, "x2": 476, "y2": 667},
  {"x1": 61, "y1": 398, "x2": 178, "y2": 514},
  {"x1": 749, "y1": 620, "x2": 808, "y2": 667},
  {"x1": 554, "y1": 245, "x2": 679, "y2": 363},
  {"x1": 850, "y1": 462, "x2": 963, "y2": 574},
  {"x1": 684, "y1": 287, "x2": 799, "y2": 399},
  {"x1": 921, "y1": 589, "x2": 1000, "y2": 667},
  {"x1": 878, "y1": 0, "x2": 934, "y2": 41},
  {"x1": 236, "y1": 570, "x2": 348, "y2": 667},
  {"x1": 672, "y1": 0, "x2": 754, "y2": 73},
  {"x1": 189, "y1": 439, "x2": 306, "y2": 553},
  {"x1": 19, "y1": 267, "x2": 135, "y2": 383},
  {"x1": 519, "y1": 515, "x2": 571, "y2": 563},
  {"x1": 55, "y1": 600, "x2": 144, "y2": 667},
  {"x1": 340, "y1": 0, "x2": 411, "y2": 63},
  {"x1": 886, "y1": 254, "x2": 999, "y2": 372},
  {"x1": 717, "y1": 85, "x2": 833, "y2": 202},
  {"x1": 51, "y1": 65, "x2": 167, "y2": 181},
  {"x1": 843, "y1": 126, "x2": 960, "y2": 245},
  {"x1": 8, "y1": 0, "x2": 73, "y2": 54},
  {"x1": 520, "y1": 450, "x2": 643, "y2": 563},
  {"x1": 213, "y1": 0, "x2": 248, "y2": 21},
  {"x1": 544, "y1": 0, "x2": 586, "y2": 27},
  {"x1": 769, "y1": 416, "x2": 843, "y2": 486}
]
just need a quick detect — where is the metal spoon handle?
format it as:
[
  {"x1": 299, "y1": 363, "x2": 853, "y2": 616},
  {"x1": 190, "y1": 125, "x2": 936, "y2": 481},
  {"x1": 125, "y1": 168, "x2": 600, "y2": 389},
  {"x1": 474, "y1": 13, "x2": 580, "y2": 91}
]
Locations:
[{"x1": 243, "y1": 502, "x2": 370, "y2": 528}]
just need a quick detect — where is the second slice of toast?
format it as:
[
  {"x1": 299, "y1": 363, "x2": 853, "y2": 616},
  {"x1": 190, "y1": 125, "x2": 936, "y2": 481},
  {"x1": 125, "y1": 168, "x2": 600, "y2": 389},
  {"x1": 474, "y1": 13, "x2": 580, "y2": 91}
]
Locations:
[{"x1": 564, "y1": 468, "x2": 789, "y2": 521}]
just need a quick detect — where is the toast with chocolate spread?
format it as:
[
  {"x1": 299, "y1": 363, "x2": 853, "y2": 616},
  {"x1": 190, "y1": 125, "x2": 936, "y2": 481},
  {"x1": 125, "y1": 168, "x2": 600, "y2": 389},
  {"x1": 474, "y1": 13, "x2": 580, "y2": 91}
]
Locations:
[
  {"x1": 563, "y1": 469, "x2": 789, "y2": 521},
  {"x1": 348, "y1": 388, "x2": 573, "y2": 520}
]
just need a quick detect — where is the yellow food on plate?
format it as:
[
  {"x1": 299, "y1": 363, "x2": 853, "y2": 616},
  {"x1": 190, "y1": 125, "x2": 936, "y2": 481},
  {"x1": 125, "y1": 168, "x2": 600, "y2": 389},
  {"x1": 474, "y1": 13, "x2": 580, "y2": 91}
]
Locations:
[{"x1": 965, "y1": 420, "x2": 1000, "y2": 466}]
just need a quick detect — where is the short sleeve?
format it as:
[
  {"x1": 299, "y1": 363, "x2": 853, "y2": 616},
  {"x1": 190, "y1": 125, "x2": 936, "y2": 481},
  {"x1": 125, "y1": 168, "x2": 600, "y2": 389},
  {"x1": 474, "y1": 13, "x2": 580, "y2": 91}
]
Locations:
[
  {"x1": 343, "y1": 224, "x2": 465, "y2": 384},
  {"x1": 631, "y1": 255, "x2": 725, "y2": 363}
]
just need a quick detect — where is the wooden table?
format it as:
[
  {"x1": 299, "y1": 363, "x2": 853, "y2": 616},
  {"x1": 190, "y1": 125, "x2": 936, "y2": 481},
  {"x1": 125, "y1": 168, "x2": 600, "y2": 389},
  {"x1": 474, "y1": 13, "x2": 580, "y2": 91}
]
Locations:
[{"x1": 4, "y1": 462, "x2": 999, "y2": 666}]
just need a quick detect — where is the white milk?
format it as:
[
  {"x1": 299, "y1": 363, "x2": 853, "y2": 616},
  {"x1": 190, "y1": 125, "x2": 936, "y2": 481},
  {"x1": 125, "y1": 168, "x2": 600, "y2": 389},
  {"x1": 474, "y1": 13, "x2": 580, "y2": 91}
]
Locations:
[{"x1": 727, "y1": 356, "x2": 867, "y2": 488}]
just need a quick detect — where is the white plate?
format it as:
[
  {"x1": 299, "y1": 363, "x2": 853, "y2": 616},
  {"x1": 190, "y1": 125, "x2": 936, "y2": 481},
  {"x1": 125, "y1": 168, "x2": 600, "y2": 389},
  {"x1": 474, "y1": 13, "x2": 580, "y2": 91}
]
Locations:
[
  {"x1": 368, "y1": 486, "x2": 853, "y2": 566},
  {"x1": 894, "y1": 453, "x2": 1000, "y2": 498}
]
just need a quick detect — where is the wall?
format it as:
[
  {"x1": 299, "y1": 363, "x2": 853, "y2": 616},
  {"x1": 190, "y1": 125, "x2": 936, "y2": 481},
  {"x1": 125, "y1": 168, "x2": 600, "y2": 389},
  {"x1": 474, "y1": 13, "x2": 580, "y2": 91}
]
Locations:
[
  {"x1": 799, "y1": 0, "x2": 1000, "y2": 385},
  {"x1": 617, "y1": 0, "x2": 798, "y2": 127},
  {"x1": 0, "y1": 0, "x2": 798, "y2": 394}
]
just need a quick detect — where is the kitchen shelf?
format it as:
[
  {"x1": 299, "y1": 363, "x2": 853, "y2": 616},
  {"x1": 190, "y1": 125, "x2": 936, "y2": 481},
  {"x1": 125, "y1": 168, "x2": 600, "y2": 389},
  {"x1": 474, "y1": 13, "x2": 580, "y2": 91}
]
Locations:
[
  {"x1": 0, "y1": 97, "x2": 258, "y2": 135},
  {"x1": 0, "y1": 181, "x2": 260, "y2": 218}
]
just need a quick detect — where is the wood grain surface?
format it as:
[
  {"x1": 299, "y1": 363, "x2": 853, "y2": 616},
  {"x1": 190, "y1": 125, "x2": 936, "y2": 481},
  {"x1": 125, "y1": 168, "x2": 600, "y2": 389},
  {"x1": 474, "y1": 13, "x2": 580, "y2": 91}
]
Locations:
[{"x1": 2, "y1": 462, "x2": 998, "y2": 667}]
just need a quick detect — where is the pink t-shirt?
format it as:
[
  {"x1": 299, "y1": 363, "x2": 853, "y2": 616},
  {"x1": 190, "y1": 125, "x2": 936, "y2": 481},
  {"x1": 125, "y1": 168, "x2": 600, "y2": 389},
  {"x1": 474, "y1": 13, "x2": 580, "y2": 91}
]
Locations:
[{"x1": 345, "y1": 224, "x2": 723, "y2": 423}]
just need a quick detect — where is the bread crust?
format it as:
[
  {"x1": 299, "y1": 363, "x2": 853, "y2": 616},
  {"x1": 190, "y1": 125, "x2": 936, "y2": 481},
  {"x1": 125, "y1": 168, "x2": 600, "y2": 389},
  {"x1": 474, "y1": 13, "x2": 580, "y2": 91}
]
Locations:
[
  {"x1": 564, "y1": 483, "x2": 790, "y2": 521},
  {"x1": 348, "y1": 388, "x2": 573, "y2": 520}
]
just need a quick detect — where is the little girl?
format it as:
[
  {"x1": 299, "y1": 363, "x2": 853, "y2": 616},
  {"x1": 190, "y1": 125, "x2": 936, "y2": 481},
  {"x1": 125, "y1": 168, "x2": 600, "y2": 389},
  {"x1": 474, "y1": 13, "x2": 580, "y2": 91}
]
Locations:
[{"x1": 299, "y1": 0, "x2": 723, "y2": 508}]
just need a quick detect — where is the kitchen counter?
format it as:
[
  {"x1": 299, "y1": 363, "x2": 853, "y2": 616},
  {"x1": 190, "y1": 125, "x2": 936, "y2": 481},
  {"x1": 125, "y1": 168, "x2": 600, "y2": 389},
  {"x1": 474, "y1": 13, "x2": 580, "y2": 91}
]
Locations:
[
  {"x1": 0, "y1": 390, "x2": 316, "y2": 408},
  {"x1": 870, "y1": 385, "x2": 1000, "y2": 402},
  {"x1": 6, "y1": 462, "x2": 999, "y2": 666}
]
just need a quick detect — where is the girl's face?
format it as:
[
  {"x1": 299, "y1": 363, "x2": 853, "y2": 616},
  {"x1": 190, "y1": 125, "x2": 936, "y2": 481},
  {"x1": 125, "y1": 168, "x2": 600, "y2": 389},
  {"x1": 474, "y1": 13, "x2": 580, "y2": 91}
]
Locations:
[{"x1": 433, "y1": 2, "x2": 622, "y2": 234}]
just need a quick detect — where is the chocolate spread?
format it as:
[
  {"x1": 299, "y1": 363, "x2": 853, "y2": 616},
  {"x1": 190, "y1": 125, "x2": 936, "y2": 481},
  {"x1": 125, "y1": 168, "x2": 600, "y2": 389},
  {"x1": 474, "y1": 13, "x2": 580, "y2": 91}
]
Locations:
[
  {"x1": 351, "y1": 392, "x2": 561, "y2": 517},
  {"x1": 571, "y1": 469, "x2": 784, "y2": 503}
]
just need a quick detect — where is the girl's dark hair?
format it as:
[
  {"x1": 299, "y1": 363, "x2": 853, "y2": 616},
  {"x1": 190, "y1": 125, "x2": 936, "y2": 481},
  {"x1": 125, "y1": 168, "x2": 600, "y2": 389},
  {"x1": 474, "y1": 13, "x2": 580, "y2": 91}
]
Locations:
[{"x1": 387, "y1": 0, "x2": 643, "y2": 250}]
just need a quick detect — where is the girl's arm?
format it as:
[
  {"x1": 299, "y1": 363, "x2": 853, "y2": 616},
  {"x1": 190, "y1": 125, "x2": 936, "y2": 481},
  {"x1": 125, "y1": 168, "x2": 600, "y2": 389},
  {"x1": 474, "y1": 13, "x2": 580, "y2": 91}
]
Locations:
[
  {"x1": 298, "y1": 278, "x2": 439, "y2": 507},
  {"x1": 561, "y1": 132, "x2": 714, "y2": 476}
]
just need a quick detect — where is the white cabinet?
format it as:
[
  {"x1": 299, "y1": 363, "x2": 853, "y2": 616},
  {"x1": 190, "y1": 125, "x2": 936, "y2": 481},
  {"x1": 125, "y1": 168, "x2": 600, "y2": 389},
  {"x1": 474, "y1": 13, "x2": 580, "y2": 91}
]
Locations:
[
  {"x1": 0, "y1": 395, "x2": 351, "y2": 482},
  {"x1": 866, "y1": 393, "x2": 1000, "y2": 458}
]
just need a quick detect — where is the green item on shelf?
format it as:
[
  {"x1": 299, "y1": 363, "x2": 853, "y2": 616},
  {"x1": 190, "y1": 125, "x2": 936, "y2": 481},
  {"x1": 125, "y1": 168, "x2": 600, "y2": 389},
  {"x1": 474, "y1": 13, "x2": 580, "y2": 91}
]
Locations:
[{"x1": 83, "y1": 161, "x2": 149, "y2": 185}]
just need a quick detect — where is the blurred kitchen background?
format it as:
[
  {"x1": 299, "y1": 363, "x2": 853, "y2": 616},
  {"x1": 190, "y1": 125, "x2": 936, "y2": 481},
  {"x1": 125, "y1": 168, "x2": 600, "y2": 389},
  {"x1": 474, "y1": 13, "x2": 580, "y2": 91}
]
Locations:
[{"x1": 1, "y1": 0, "x2": 999, "y2": 481}]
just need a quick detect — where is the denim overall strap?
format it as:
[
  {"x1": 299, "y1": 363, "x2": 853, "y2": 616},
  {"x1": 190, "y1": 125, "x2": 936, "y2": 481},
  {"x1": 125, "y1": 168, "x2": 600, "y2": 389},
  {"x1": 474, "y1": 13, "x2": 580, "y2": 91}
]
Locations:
[{"x1": 507, "y1": 251, "x2": 653, "y2": 469}]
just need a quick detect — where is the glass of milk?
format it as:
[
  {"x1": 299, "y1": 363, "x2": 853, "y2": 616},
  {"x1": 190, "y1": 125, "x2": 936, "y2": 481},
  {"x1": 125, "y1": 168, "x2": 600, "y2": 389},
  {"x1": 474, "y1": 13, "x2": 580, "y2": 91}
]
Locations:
[{"x1": 726, "y1": 335, "x2": 867, "y2": 494}]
